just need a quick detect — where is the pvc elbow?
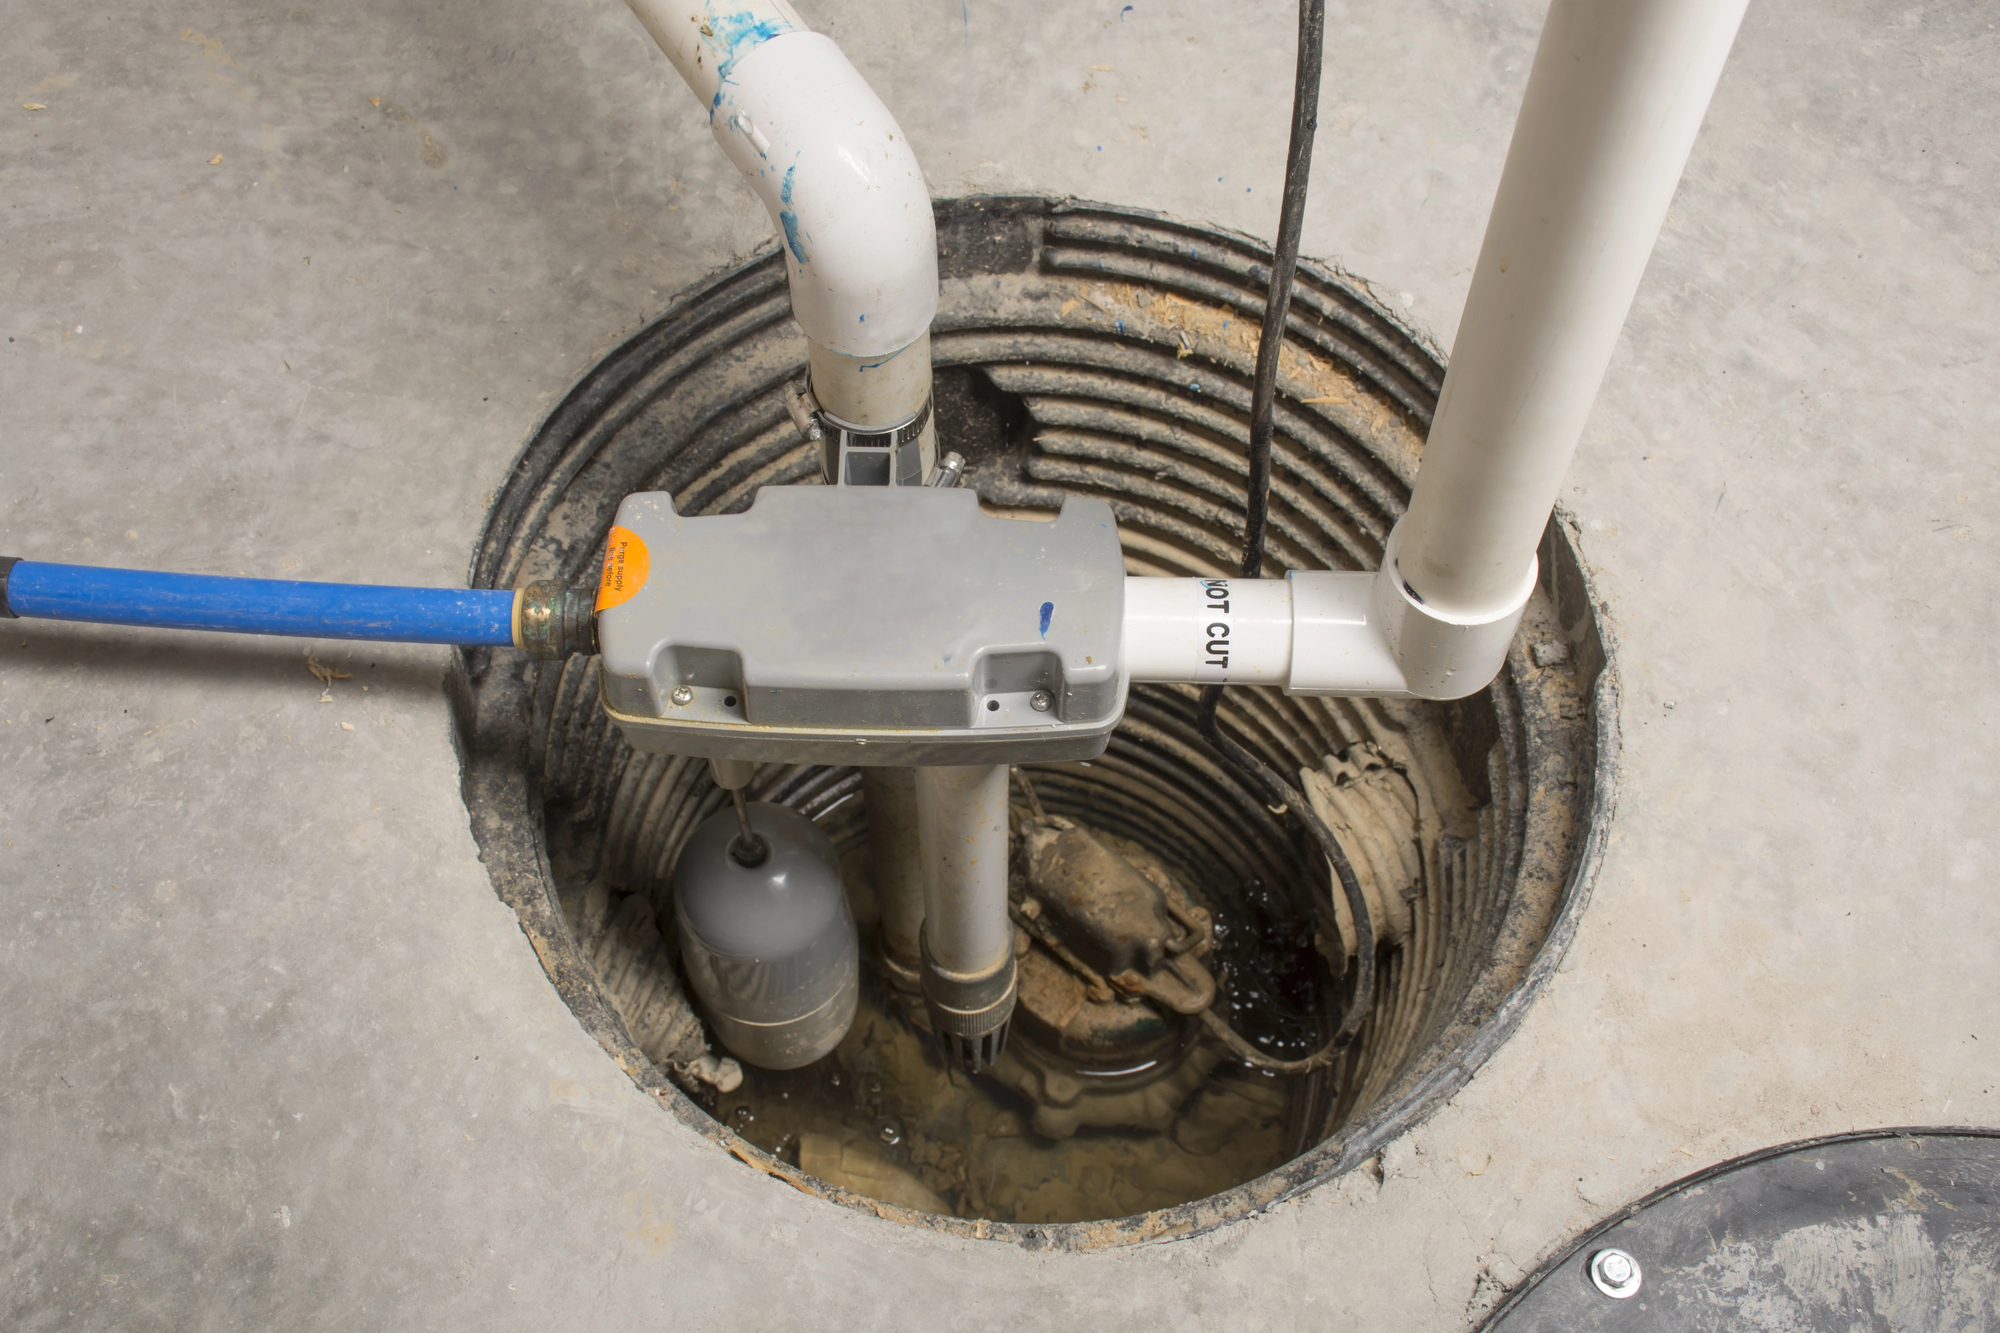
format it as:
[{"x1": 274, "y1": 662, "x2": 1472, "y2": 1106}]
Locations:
[
  {"x1": 708, "y1": 32, "x2": 939, "y2": 358},
  {"x1": 1360, "y1": 527, "x2": 1535, "y2": 700},
  {"x1": 1285, "y1": 544, "x2": 1531, "y2": 701},
  {"x1": 1121, "y1": 545, "x2": 1534, "y2": 701}
]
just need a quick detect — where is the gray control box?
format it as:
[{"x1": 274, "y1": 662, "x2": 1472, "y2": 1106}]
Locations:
[{"x1": 596, "y1": 486, "x2": 1128, "y2": 765}]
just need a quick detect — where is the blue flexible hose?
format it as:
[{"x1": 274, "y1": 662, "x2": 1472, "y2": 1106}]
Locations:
[{"x1": 0, "y1": 560, "x2": 516, "y2": 646}]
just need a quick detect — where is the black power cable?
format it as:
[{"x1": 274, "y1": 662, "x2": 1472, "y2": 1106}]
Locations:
[{"x1": 1196, "y1": 0, "x2": 1377, "y2": 1073}]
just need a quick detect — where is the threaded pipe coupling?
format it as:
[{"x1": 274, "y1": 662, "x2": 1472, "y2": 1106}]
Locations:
[{"x1": 516, "y1": 582, "x2": 598, "y2": 660}]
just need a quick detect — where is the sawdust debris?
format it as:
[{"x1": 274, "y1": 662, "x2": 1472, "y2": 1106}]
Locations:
[{"x1": 306, "y1": 651, "x2": 350, "y2": 688}]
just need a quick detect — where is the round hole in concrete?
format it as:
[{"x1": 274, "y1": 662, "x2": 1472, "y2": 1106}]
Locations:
[{"x1": 457, "y1": 197, "x2": 1615, "y2": 1248}]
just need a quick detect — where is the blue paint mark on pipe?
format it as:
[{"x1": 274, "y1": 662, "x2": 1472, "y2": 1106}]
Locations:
[
  {"x1": 780, "y1": 212, "x2": 808, "y2": 265},
  {"x1": 704, "y1": 7, "x2": 797, "y2": 120},
  {"x1": 777, "y1": 163, "x2": 808, "y2": 264},
  {"x1": 1038, "y1": 602, "x2": 1054, "y2": 639},
  {"x1": 857, "y1": 343, "x2": 910, "y2": 373}
]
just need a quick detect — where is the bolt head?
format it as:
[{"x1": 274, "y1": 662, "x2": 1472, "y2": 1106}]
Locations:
[
  {"x1": 1589, "y1": 1248, "x2": 1641, "y2": 1298},
  {"x1": 670, "y1": 684, "x2": 695, "y2": 707},
  {"x1": 1029, "y1": 690, "x2": 1054, "y2": 712}
]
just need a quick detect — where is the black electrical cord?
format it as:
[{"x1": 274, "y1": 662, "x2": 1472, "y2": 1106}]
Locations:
[
  {"x1": 1197, "y1": 0, "x2": 1377, "y2": 1073},
  {"x1": 726, "y1": 789, "x2": 769, "y2": 866},
  {"x1": 1234, "y1": 0, "x2": 1321, "y2": 587}
]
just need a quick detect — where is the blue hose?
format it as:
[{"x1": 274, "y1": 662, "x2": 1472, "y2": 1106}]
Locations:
[{"x1": 0, "y1": 560, "x2": 516, "y2": 646}]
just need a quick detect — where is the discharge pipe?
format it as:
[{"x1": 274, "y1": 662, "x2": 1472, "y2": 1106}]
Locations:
[
  {"x1": 1120, "y1": 0, "x2": 1747, "y2": 700},
  {"x1": 623, "y1": 0, "x2": 940, "y2": 476},
  {"x1": 1378, "y1": 0, "x2": 1748, "y2": 697}
]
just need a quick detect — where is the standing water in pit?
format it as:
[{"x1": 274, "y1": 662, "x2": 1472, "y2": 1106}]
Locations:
[{"x1": 654, "y1": 773, "x2": 1326, "y2": 1224}]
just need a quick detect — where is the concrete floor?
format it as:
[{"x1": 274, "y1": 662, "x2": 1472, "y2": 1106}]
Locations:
[{"x1": 2, "y1": 0, "x2": 1995, "y2": 1327}]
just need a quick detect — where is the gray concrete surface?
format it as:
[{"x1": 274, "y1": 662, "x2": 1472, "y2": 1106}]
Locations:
[{"x1": 2, "y1": 0, "x2": 1995, "y2": 1327}]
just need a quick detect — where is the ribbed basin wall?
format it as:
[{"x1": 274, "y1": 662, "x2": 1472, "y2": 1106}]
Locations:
[{"x1": 474, "y1": 198, "x2": 1601, "y2": 1162}]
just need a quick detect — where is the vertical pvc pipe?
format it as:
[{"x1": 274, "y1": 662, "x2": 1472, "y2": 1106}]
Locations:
[
  {"x1": 914, "y1": 765, "x2": 1012, "y2": 977},
  {"x1": 1392, "y1": 0, "x2": 1748, "y2": 621},
  {"x1": 809, "y1": 331, "x2": 939, "y2": 470},
  {"x1": 862, "y1": 767, "x2": 926, "y2": 987}
]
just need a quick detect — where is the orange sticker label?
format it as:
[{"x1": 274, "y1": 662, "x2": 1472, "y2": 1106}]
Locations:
[{"x1": 596, "y1": 525, "x2": 650, "y2": 612}]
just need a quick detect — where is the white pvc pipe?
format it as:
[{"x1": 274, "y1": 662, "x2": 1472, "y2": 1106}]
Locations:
[
  {"x1": 622, "y1": 0, "x2": 806, "y2": 105},
  {"x1": 1121, "y1": 573, "x2": 1406, "y2": 696},
  {"x1": 914, "y1": 765, "x2": 1012, "y2": 977},
  {"x1": 622, "y1": 1, "x2": 939, "y2": 374},
  {"x1": 809, "y1": 331, "x2": 938, "y2": 471},
  {"x1": 1123, "y1": 576, "x2": 1292, "y2": 685},
  {"x1": 1383, "y1": 0, "x2": 1747, "y2": 643},
  {"x1": 861, "y1": 767, "x2": 924, "y2": 981},
  {"x1": 807, "y1": 331, "x2": 930, "y2": 425}
]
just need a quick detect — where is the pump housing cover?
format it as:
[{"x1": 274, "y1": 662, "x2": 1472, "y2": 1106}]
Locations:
[{"x1": 595, "y1": 486, "x2": 1127, "y2": 765}]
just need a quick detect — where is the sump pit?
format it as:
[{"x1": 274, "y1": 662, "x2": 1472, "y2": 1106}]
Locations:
[{"x1": 456, "y1": 196, "x2": 1613, "y2": 1244}]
